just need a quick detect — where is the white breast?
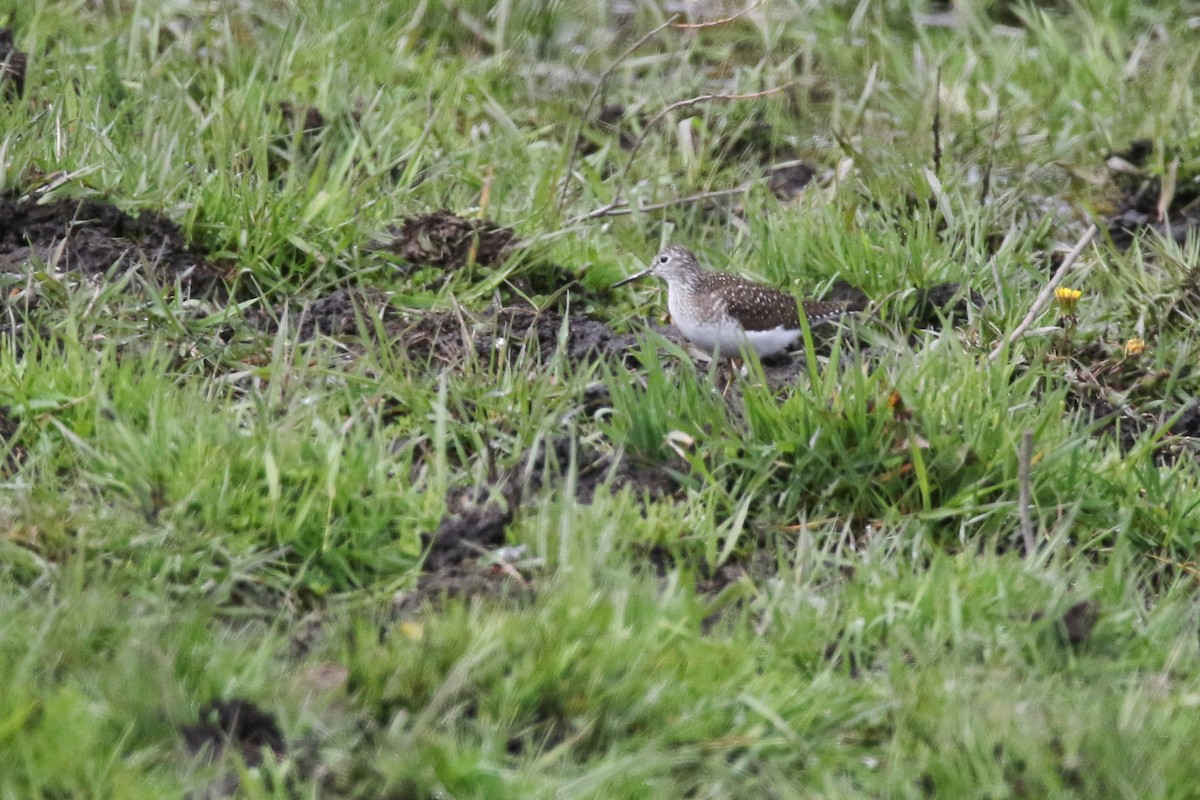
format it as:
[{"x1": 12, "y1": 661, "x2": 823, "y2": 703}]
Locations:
[{"x1": 668, "y1": 291, "x2": 800, "y2": 358}]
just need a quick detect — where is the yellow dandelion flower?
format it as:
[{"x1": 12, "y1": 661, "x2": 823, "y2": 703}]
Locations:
[
  {"x1": 1124, "y1": 337, "x2": 1146, "y2": 356},
  {"x1": 1054, "y1": 287, "x2": 1082, "y2": 313}
]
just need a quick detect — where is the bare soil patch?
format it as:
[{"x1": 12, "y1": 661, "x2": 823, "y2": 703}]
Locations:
[
  {"x1": 180, "y1": 698, "x2": 286, "y2": 766},
  {"x1": 394, "y1": 558, "x2": 536, "y2": 615},
  {"x1": 253, "y1": 286, "x2": 399, "y2": 342},
  {"x1": 276, "y1": 101, "x2": 326, "y2": 133},
  {"x1": 0, "y1": 191, "x2": 224, "y2": 295},
  {"x1": 767, "y1": 161, "x2": 818, "y2": 201},
  {"x1": 404, "y1": 436, "x2": 678, "y2": 612},
  {"x1": 909, "y1": 281, "x2": 986, "y2": 329},
  {"x1": 422, "y1": 435, "x2": 678, "y2": 573},
  {"x1": 399, "y1": 304, "x2": 638, "y2": 367},
  {"x1": 1060, "y1": 341, "x2": 1199, "y2": 462},
  {"x1": 1058, "y1": 599, "x2": 1099, "y2": 647},
  {"x1": 1104, "y1": 139, "x2": 1200, "y2": 247},
  {"x1": 371, "y1": 209, "x2": 517, "y2": 272}
]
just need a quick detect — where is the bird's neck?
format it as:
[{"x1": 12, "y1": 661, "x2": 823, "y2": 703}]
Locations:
[{"x1": 667, "y1": 270, "x2": 706, "y2": 296}]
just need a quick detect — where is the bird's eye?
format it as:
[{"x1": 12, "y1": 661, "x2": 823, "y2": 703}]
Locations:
[{"x1": 657, "y1": 254, "x2": 670, "y2": 264}]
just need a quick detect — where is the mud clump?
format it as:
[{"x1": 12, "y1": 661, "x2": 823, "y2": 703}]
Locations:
[
  {"x1": 823, "y1": 279, "x2": 871, "y2": 312},
  {"x1": 372, "y1": 209, "x2": 517, "y2": 271},
  {"x1": 399, "y1": 305, "x2": 637, "y2": 367},
  {"x1": 180, "y1": 698, "x2": 290, "y2": 799},
  {"x1": 486, "y1": 305, "x2": 637, "y2": 364},
  {"x1": 1169, "y1": 401, "x2": 1200, "y2": 439},
  {"x1": 180, "y1": 698, "x2": 286, "y2": 766},
  {"x1": 767, "y1": 162, "x2": 818, "y2": 201},
  {"x1": 0, "y1": 192, "x2": 223, "y2": 295},
  {"x1": 277, "y1": 101, "x2": 326, "y2": 133},
  {"x1": 264, "y1": 102, "x2": 332, "y2": 179},
  {"x1": 407, "y1": 436, "x2": 678, "y2": 612},
  {"x1": 1104, "y1": 139, "x2": 1200, "y2": 248},
  {"x1": 421, "y1": 436, "x2": 678, "y2": 574},
  {"x1": 394, "y1": 558, "x2": 536, "y2": 615},
  {"x1": 248, "y1": 286, "x2": 399, "y2": 342},
  {"x1": 295, "y1": 287, "x2": 395, "y2": 339},
  {"x1": 909, "y1": 282, "x2": 985, "y2": 328},
  {"x1": 398, "y1": 310, "x2": 469, "y2": 363},
  {"x1": 422, "y1": 484, "x2": 520, "y2": 573},
  {"x1": 1058, "y1": 600, "x2": 1099, "y2": 647}
]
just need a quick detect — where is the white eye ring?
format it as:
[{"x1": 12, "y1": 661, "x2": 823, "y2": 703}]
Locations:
[{"x1": 657, "y1": 254, "x2": 670, "y2": 264}]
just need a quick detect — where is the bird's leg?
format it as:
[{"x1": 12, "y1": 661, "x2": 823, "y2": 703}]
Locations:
[{"x1": 721, "y1": 356, "x2": 743, "y2": 397}]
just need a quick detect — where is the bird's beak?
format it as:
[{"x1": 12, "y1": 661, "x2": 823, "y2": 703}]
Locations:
[{"x1": 612, "y1": 268, "x2": 653, "y2": 288}]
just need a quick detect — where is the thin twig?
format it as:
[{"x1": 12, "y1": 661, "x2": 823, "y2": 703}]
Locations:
[
  {"x1": 556, "y1": 16, "x2": 680, "y2": 211},
  {"x1": 987, "y1": 223, "x2": 1099, "y2": 362},
  {"x1": 932, "y1": 65, "x2": 942, "y2": 178},
  {"x1": 564, "y1": 184, "x2": 752, "y2": 226},
  {"x1": 1017, "y1": 430, "x2": 1036, "y2": 554},
  {"x1": 672, "y1": 0, "x2": 763, "y2": 29}
]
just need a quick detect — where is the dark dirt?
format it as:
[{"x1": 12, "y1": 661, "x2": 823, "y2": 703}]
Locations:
[
  {"x1": 767, "y1": 162, "x2": 818, "y2": 201},
  {"x1": 577, "y1": 103, "x2": 637, "y2": 154},
  {"x1": 409, "y1": 437, "x2": 678, "y2": 614},
  {"x1": 421, "y1": 483, "x2": 521, "y2": 573},
  {"x1": 398, "y1": 304, "x2": 638, "y2": 367},
  {"x1": 0, "y1": 29, "x2": 26, "y2": 99},
  {"x1": 709, "y1": 113, "x2": 830, "y2": 204},
  {"x1": 981, "y1": 0, "x2": 1071, "y2": 26},
  {"x1": 180, "y1": 698, "x2": 290, "y2": 800},
  {"x1": 394, "y1": 558, "x2": 536, "y2": 615},
  {"x1": 263, "y1": 102, "x2": 330, "y2": 178},
  {"x1": 1060, "y1": 342, "x2": 1200, "y2": 462},
  {"x1": 1032, "y1": 599, "x2": 1100, "y2": 648},
  {"x1": 397, "y1": 309, "x2": 468, "y2": 363},
  {"x1": 0, "y1": 191, "x2": 224, "y2": 295},
  {"x1": 823, "y1": 279, "x2": 872, "y2": 312},
  {"x1": 277, "y1": 101, "x2": 326, "y2": 133},
  {"x1": 909, "y1": 282, "x2": 985, "y2": 328},
  {"x1": 1170, "y1": 401, "x2": 1200, "y2": 439},
  {"x1": 250, "y1": 286, "x2": 400, "y2": 342},
  {"x1": 1104, "y1": 139, "x2": 1200, "y2": 248},
  {"x1": 501, "y1": 260, "x2": 579, "y2": 302},
  {"x1": 1065, "y1": 380, "x2": 1144, "y2": 454},
  {"x1": 720, "y1": 114, "x2": 787, "y2": 166},
  {"x1": 370, "y1": 209, "x2": 517, "y2": 272},
  {"x1": 485, "y1": 305, "x2": 638, "y2": 364},
  {"x1": 1058, "y1": 600, "x2": 1099, "y2": 647},
  {"x1": 251, "y1": 285, "x2": 629, "y2": 359},
  {"x1": 180, "y1": 698, "x2": 286, "y2": 766}
]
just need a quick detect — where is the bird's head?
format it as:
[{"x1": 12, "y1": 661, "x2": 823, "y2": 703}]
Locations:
[{"x1": 613, "y1": 245, "x2": 701, "y2": 288}]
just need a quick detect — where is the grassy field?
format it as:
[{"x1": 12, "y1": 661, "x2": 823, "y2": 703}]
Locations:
[{"x1": 3, "y1": 0, "x2": 1200, "y2": 797}]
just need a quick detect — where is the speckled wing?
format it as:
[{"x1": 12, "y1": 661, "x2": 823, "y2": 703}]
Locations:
[
  {"x1": 800, "y1": 300, "x2": 850, "y2": 325},
  {"x1": 714, "y1": 276, "x2": 801, "y2": 332}
]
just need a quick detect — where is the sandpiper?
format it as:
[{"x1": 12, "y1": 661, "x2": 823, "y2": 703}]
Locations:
[{"x1": 614, "y1": 245, "x2": 848, "y2": 360}]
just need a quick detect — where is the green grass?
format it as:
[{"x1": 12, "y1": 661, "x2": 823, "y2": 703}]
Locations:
[{"x1": 3, "y1": 0, "x2": 1200, "y2": 796}]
